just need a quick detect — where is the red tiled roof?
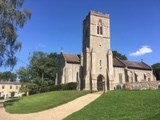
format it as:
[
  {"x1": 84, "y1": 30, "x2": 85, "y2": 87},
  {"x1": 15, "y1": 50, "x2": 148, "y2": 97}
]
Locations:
[
  {"x1": 113, "y1": 58, "x2": 151, "y2": 70},
  {"x1": 62, "y1": 53, "x2": 151, "y2": 70},
  {"x1": 113, "y1": 58, "x2": 125, "y2": 67},
  {"x1": 63, "y1": 53, "x2": 80, "y2": 64}
]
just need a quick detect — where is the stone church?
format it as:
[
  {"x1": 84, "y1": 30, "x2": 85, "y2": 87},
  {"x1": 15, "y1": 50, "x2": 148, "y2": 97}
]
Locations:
[{"x1": 55, "y1": 11, "x2": 156, "y2": 91}]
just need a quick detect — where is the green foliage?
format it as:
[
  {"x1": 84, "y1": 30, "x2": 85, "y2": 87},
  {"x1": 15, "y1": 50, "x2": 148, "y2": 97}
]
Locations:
[
  {"x1": 62, "y1": 82, "x2": 77, "y2": 90},
  {"x1": 17, "y1": 67, "x2": 31, "y2": 82},
  {"x1": 0, "y1": 0, "x2": 31, "y2": 67},
  {"x1": 49, "y1": 84, "x2": 62, "y2": 91},
  {"x1": 17, "y1": 51, "x2": 59, "y2": 93},
  {"x1": 40, "y1": 86, "x2": 50, "y2": 93},
  {"x1": 27, "y1": 82, "x2": 77, "y2": 94},
  {"x1": 113, "y1": 51, "x2": 127, "y2": 60},
  {"x1": 20, "y1": 82, "x2": 38, "y2": 95},
  {"x1": 65, "y1": 90, "x2": 160, "y2": 120},
  {"x1": 0, "y1": 71, "x2": 16, "y2": 81},
  {"x1": 29, "y1": 51, "x2": 59, "y2": 85},
  {"x1": 5, "y1": 90, "x2": 89, "y2": 114},
  {"x1": 152, "y1": 63, "x2": 160, "y2": 80}
]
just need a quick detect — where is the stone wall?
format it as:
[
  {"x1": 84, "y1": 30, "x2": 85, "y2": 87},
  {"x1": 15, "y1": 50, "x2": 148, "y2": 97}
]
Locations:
[{"x1": 125, "y1": 81, "x2": 160, "y2": 90}]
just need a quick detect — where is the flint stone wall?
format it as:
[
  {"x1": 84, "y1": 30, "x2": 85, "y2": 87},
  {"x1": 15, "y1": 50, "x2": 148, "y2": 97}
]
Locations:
[{"x1": 125, "y1": 81, "x2": 160, "y2": 90}]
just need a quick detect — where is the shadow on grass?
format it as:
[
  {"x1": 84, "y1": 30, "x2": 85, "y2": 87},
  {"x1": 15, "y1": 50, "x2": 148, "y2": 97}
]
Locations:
[
  {"x1": 149, "y1": 113, "x2": 160, "y2": 120},
  {"x1": 4, "y1": 98, "x2": 22, "y2": 107}
]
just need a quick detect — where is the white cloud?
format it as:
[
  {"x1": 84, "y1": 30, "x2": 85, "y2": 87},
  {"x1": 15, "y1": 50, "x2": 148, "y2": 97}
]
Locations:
[{"x1": 129, "y1": 46, "x2": 152, "y2": 57}]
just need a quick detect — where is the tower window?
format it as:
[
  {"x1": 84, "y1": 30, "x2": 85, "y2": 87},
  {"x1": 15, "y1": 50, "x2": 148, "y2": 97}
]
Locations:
[
  {"x1": 100, "y1": 60, "x2": 102, "y2": 66},
  {"x1": 97, "y1": 20, "x2": 103, "y2": 35}
]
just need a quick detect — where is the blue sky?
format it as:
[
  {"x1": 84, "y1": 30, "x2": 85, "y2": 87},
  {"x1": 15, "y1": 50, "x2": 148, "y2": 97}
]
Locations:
[{"x1": 1, "y1": 0, "x2": 160, "y2": 72}]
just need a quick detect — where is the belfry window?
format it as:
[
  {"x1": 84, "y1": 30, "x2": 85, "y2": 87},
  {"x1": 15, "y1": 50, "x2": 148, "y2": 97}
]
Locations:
[{"x1": 97, "y1": 20, "x2": 103, "y2": 35}]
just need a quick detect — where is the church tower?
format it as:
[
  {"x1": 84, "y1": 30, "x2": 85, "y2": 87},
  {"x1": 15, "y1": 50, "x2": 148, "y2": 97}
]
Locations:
[{"x1": 81, "y1": 11, "x2": 113, "y2": 91}]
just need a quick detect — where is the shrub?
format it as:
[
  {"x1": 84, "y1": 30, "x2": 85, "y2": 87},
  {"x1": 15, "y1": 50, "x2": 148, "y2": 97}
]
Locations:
[
  {"x1": 65, "y1": 82, "x2": 77, "y2": 90},
  {"x1": 24, "y1": 82, "x2": 78, "y2": 95},
  {"x1": 49, "y1": 84, "x2": 62, "y2": 91},
  {"x1": 40, "y1": 86, "x2": 50, "y2": 93},
  {"x1": 29, "y1": 85, "x2": 40, "y2": 95}
]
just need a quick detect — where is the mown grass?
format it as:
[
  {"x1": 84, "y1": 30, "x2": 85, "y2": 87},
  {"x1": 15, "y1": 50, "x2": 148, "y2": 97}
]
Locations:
[
  {"x1": 65, "y1": 90, "x2": 160, "y2": 120},
  {"x1": 5, "y1": 90, "x2": 89, "y2": 114}
]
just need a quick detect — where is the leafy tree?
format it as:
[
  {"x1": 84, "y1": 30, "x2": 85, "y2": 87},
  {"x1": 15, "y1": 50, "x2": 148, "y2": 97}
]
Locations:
[
  {"x1": 152, "y1": 63, "x2": 160, "y2": 80},
  {"x1": 0, "y1": 0, "x2": 31, "y2": 67},
  {"x1": 17, "y1": 51, "x2": 59, "y2": 88},
  {"x1": 29, "y1": 51, "x2": 59, "y2": 85},
  {"x1": 0, "y1": 71, "x2": 17, "y2": 81},
  {"x1": 113, "y1": 51, "x2": 127, "y2": 60},
  {"x1": 16, "y1": 67, "x2": 31, "y2": 82},
  {"x1": 20, "y1": 82, "x2": 39, "y2": 95}
]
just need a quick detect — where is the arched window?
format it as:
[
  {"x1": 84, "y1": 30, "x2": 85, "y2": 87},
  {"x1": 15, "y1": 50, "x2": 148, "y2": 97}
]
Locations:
[
  {"x1": 76, "y1": 72, "x2": 79, "y2": 82},
  {"x1": 97, "y1": 20, "x2": 103, "y2": 35},
  {"x1": 100, "y1": 60, "x2": 102, "y2": 66},
  {"x1": 134, "y1": 73, "x2": 138, "y2": 82},
  {"x1": 119, "y1": 73, "x2": 123, "y2": 84},
  {"x1": 144, "y1": 74, "x2": 146, "y2": 80}
]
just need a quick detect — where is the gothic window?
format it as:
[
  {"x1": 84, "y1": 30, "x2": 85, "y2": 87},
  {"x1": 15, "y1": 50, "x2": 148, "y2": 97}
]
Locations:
[
  {"x1": 97, "y1": 20, "x2": 103, "y2": 35},
  {"x1": 119, "y1": 74, "x2": 123, "y2": 84},
  {"x1": 144, "y1": 74, "x2": 146, "y2": 80},
  {"x1": 135, "y1": 73, "x2": 138, "y2": 82},
  {"x1": 100, "y1": 60, "x2": 102, "y2": 66},
  {"x1": 76, "y1": 72, "x2": 79, "y2": 82}
]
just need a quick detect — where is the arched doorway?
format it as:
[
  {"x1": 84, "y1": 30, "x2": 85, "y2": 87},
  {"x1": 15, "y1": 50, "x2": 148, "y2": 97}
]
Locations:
[{"x1": 97, "y1": 75, "x2": 104, "y2": 91}]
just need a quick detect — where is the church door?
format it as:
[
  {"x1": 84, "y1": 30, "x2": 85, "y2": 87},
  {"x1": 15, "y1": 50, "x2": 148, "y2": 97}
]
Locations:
[{"x1": 97, "y1": 75, "x2": 104, "y2": 91}]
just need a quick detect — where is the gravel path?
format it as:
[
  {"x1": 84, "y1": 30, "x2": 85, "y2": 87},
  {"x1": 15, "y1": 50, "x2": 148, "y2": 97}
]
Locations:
[{"x1": 0, "y1": 92, "x2": 102, "y2": 120}]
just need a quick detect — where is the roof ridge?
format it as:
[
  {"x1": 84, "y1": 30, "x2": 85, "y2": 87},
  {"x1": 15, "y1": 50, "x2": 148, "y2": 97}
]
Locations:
[
  {"x1": 61, "y1": 52, "x2": 66, "y2": 61},
  {"x1": 62, "y1": 53, "x2": 79, "y2": 56},
  {"x1": 115, "y1": 57, "x2": 126, "y2": 67},
  {"x1": 141, "y1": 61, "x2": 152, "y2": 69},
  {"x1": 62, "y1": 53, "x2": 80, "y2": 64}
]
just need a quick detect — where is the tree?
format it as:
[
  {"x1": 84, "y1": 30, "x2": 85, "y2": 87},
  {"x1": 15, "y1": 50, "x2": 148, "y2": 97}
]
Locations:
[
  {"x1": 152, "y1": 63, "x2": 160, "y2": 80},
  {"x1": 112, "y1": 51, "x2": 127, "y2": 60},
  {"x1": 16, "y1": 67, "x2": 31, "y2": 82},
  {"x1": 28, "y1": 51, "x2": 59, "y2": 85},
  {"x1": 0, "y1": 71, "x2": 17, "y2": 81},
  {"x1": 0, "y1": 0, "x2": 31, "y2": 67},
  {"x1": 20, "y1": 82, "x2": 38, "y2": 96},
  {"x1": 17, "y1": 51, "x2": 59, "y2": 86}
]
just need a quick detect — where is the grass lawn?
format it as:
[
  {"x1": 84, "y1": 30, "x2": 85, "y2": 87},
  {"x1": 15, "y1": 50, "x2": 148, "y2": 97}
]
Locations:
[
  {"x1": 65, "y1": 90, "x2": 160, "y2": 120},
  {"x1": 5, "y1": 90, "x2": 89, "y2": 114}
]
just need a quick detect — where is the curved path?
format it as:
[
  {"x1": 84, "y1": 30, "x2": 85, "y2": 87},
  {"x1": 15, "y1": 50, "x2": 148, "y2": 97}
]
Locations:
[{"x1": 0, "y1": 92, "x2": 102, "y2": 120}]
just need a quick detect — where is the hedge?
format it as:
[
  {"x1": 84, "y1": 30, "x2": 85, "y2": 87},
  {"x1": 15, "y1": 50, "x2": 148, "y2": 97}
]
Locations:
[{"x1": 29, "y1": 82, "x2": 78, "y2": 95}]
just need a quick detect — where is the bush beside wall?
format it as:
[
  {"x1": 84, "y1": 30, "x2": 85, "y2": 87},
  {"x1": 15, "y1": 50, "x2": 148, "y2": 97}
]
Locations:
[{"x1": 29, "y1": 82, "x2": 78, "y2": 95}]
